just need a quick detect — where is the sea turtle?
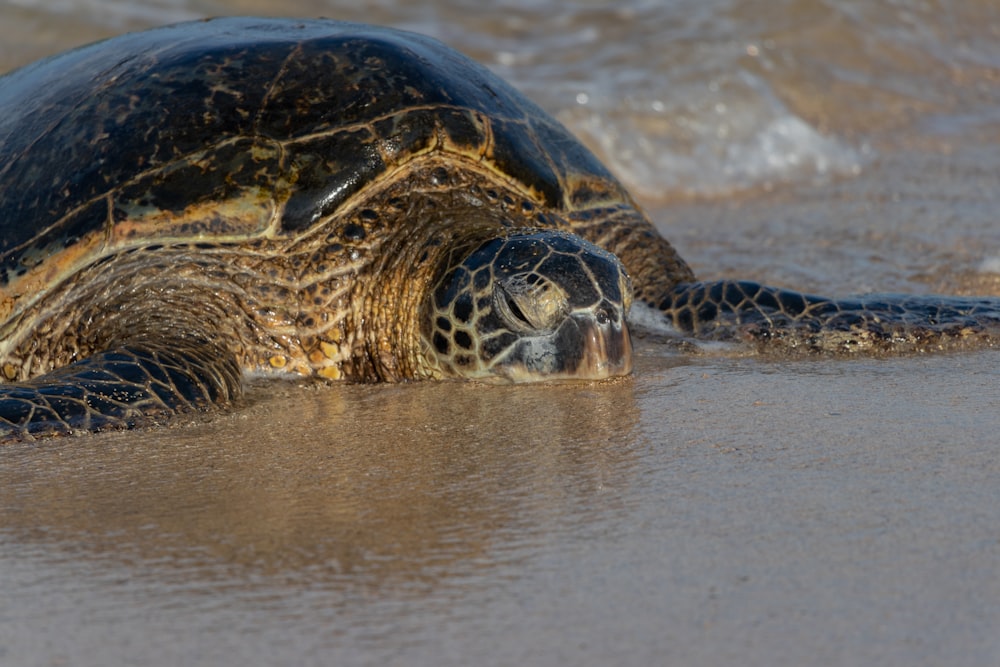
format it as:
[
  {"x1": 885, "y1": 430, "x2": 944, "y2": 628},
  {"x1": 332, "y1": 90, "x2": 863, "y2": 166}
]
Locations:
[{"x1": 0, "y1": 17, "x2": 998, "y2": 441}]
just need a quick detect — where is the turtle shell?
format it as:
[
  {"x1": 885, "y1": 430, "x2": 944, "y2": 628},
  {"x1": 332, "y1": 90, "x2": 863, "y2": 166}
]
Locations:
[{"x1": 0, "y1": 17, "x2": 631, "y2": 323}]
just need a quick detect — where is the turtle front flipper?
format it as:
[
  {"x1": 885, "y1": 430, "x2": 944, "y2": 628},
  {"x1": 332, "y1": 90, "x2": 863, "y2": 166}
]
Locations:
[
  {"x1": 0, "y1": 342, "x2": 242, "y2": 442},
  {"x1": 658, "y1": 280, "x2": 1000, "y2": 353}
]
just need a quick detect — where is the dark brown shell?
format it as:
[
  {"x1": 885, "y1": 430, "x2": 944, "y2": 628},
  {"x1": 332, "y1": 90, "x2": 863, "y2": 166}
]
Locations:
[{"x1": 0, "y1": 17, "x2": 631, "y2": 310}]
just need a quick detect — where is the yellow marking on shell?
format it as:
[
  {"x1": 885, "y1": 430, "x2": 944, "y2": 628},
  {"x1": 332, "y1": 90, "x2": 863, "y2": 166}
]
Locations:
[
  {"x1": 0, "y1": 297, "x2": 17, "y2": 335},
  {"x1": 2, "y1": 363, "x2": 17, "y2": 380},
  {"x1": 268, "y1": 355, "x2": 287, "y2": 369},
  {"x1": 308, "y1": 349, "x2": 326, "y2": 365},
  {"x1": 109, "y1": 196, "x2": 276, "y2": 247},
  {"x1": 0, "y1": 197, "x2": 280, "y2": 339},
  {"x1": 317, "y1": 365, "x2": 342, "y2": 380},
  {"x1": 319, "y1": 340, "x2": 338, "y2": 359},
  {"x1": 0, "y1": 228, "x2": 106, "y2": 325}
]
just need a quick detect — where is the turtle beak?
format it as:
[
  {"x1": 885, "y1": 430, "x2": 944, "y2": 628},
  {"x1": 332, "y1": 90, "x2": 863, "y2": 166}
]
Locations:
[
  {"x1": 573, "y1": 310, "x2": 633, "y2": 379},
  {"x1": 494, "y1": 306, "x2": 633, "y2": 382}
]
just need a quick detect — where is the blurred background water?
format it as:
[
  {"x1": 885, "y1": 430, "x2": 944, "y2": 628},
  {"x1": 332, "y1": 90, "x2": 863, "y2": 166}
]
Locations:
[
  {"x1": 2, "y1": 2, "x2": 1000, "y2": 666},
  {"x1": 3, "y1": 0, "x2": 999, "y2": 199}
]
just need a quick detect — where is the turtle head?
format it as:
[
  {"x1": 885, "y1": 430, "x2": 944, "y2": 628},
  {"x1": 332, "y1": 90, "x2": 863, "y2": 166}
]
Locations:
[{"x1": 422, "y1": 231, "x2": 633, "y2": 382}]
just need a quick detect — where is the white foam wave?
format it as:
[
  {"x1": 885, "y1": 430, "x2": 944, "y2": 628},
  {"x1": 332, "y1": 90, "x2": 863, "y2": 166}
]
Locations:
[
  {"x1": 626, "y1": 302, "x2": 680, "y2": 336},
  {"x1": 977, "y1": 257, "x2": 1000, "y2": 274},
  {"x1": 558, "y1": 70, "x2": 872, "y2": 199}
]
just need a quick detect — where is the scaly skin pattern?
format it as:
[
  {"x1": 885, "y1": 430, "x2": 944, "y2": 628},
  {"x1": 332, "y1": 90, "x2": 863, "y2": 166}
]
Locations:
[
  {"x1": 659, "y1": 281, "x2": 1000, "y2": 354},
  {"x1": 0, "y1": 346, "x2": 241, "y2": 440},
  {"x1": 0, "y1": 17, "x2": 998, "y2": 441},
  {"x1": 421, "y1": 229, "x2": 632, "y2": 381}
]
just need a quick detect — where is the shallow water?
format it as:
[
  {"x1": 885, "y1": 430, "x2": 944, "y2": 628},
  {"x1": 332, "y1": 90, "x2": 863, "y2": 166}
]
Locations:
[{"x1": 2, "y1": 1, "x2": 1000, "y2": 665}]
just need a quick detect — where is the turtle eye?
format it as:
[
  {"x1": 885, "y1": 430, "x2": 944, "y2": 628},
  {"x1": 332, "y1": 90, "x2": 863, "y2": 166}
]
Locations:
[
  {"x1": 494, "y1": 276, "x2": 568, "y2": 333},
  {"x1": 495, "y1": 284, "x2": 537, "y2": 332},
  {"x1": 504, "y1": 292, "x2": 533, "y2": 328}
]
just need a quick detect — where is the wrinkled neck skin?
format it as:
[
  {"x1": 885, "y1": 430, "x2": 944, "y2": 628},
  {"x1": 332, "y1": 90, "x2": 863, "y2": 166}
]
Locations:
[
  {"x1": 346, "y1": 207, "x2": 511, "y2": 382},
  {"x1": 0, "y1": 247, "x2": 276, "y2": 384}
]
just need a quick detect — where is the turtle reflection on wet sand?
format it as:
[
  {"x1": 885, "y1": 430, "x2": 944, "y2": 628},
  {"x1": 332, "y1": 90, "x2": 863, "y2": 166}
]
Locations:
[{"x1": 0, "y1": 17, "x2": 997, "y2": 441}]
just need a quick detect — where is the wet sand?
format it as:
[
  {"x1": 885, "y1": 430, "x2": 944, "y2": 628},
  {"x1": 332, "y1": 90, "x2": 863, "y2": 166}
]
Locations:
[
  {"x1": 3, "y1": 2, "x2": 1000, "y2": 666},
  {"x1": 4, "y1": 344, "x2": 1000, "y2": 665}
]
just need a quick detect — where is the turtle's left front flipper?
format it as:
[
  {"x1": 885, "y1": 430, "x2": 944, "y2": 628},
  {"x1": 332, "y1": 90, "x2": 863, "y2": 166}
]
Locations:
[
  {"x1": 657, "y1": 280, "x2": 1000, "y2": 354},
  {"x1": 0, "y1": 342, "x2": 242, "y2": 442}
]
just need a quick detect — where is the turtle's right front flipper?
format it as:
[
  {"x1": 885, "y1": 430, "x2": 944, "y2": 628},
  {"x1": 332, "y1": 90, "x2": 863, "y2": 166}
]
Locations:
[{"x1": 0, "y1": 343, "x2": 242, "y2": 442}]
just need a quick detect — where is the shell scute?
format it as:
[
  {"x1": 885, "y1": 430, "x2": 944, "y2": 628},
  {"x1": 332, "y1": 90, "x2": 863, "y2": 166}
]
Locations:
[
  {"x1": 282, "y1": 127, "x2": 385, "y2": 231},
  {"x1": 0, "y1": 199, "x2": 108, "y2": 288},
  {"x1": 437, "y1": 109, "x2": 490, "y2": 157},
  {"x1": 371, "y1": 107, "x2": 490, "y2": 167},
  {"x1": 487, "y1": 117, "x2": 564, "y2": 208},
  {"x1": 115, "y1": 139, "x2": 279, "y2": 217},
  {"x1": 107, "y1": 138, "x2": 280, "y2": 242},
  {"x1": 527, "y1": 117, "x2": 630, "y2": 210},
  {"x1": 255, "y1": 31, "x2": 464, "y2": 138}
]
